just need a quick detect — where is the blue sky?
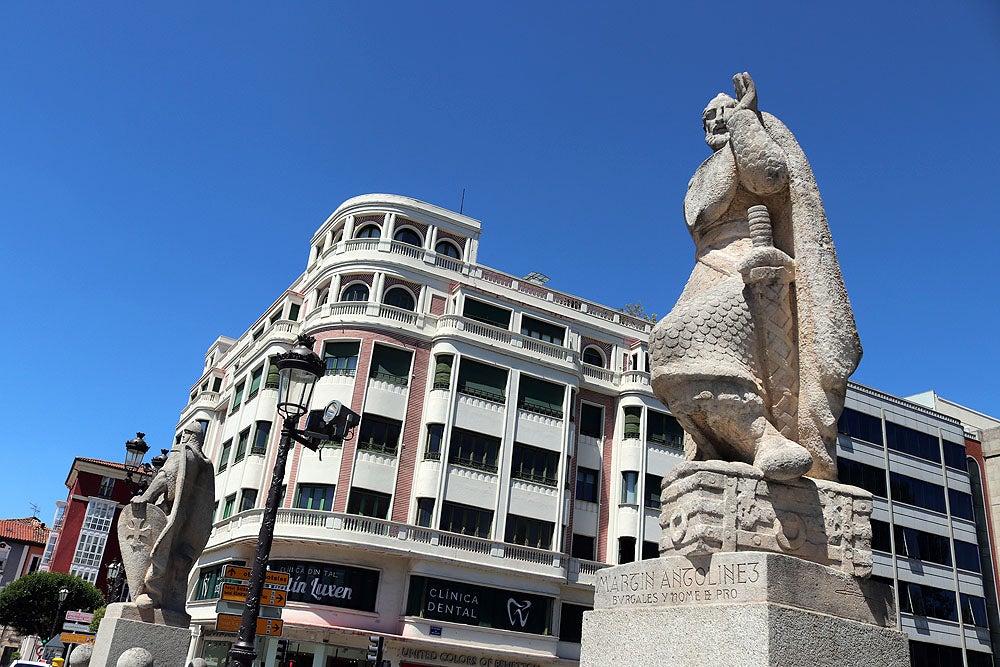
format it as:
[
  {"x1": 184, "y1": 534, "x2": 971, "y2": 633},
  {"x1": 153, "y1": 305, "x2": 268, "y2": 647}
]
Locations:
[{"x1": 1, "y1": 2, "x2": 998, "y2": 521}]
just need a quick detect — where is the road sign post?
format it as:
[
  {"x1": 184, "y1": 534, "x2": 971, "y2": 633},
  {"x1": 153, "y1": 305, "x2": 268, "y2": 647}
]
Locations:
[{"x1": 215, "y1": 613, "x2": 283, "y2": 637}]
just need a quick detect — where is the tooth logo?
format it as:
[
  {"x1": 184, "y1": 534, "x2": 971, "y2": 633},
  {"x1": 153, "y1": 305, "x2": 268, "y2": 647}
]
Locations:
[{"x1": 507, "y1": 598, "x2": 531, "y2": 627}]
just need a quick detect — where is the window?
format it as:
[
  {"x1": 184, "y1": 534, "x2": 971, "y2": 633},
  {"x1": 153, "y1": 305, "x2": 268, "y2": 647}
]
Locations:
[
  {"x1": 433, "y1": 354, "x2": 453, "y2": 390},
  {"x1": 231, "y1": 381, "x2": 245, "y2": 413},
  {"x1": 907, "y1": 641, "x2": 963, "y2": 667},
  {"x1": 295, "y1": 484, "x2": 335, "y2": 511},
  {"x1": 457, "y1": 358, "x2": 507, "y2": 403},
  {"x1": 943, "y1": 439, "x2": 967, "y2": 470},
  {"x1": 576, "y1": 467, "x2": 599, "y2": 503},
  {"x1": 520, "y1": 315, "x2": 565, "y2": 345},
  {"x1": 439, "y1": 501, "x2": 493, "y2": 538},
  {"x1": 647, "y1": 410, "x2": 683, "y2": 448},
  {"x1": 324, "y1": 341, "x2": 360, "y2": 377},
  {"x1": 97, "y1": 476, "x2": 115, "y2": 499},
  {"x1": 645, "y1": 474, "x2": 663, "y2": 510},
  {"x1": 559, "y1": 604, "x2": 590, "y2": 644},
  {"x1": 369, "y1": 343, "x2": 412, "y2": 386},
  {"x1": 580, "y1": 403, "x2": 603, "y2": 438},
  {"x1": 893, "y1": 525, "x2": 951, "y2": 566},
  {"x1": 449, "y1": 428, "x2": 501, "y2": 473},
  {"x1": 621, "y1": 471, "x2": 638, "y2": 504},
  {"x1": 218, "y1": 439, "x2": 233, "y2": 472},
  {"x1": 505, "y1": 515, "x2": 554, "y2": 550},
  {"x1": 247, "y1": 366, "x2": 263, "y2": 401},
  {"x1": 961, "y1": 594, "x2": 989, "y2": 627},
  {"x1": 341, "y1": 283, "x2": 369, "y2": 302},
  {"x1": 436, "y1": 240, "x2": 461, "y2": 258},
  {"x1": 571, "y1": 534, "x2": 595, "y2": 560},
  {"x1": 618, "y1": 537, "x2": 636, "y2": 564},
  {"x1": 954, "y1": 540, "x2": 982, "y2": 573},
  {"x1": 642, "y1": 541, "x2": 660, "y2": 560},
  {"x1": 582, "y1": 346, "x2": 605, "y2": 367},
  {"x1": 623, "y1": 407, "x2": 641, "y2": 440},
  {"x1": 898, "y1": 581, "x2": 958, "y2": 622},
  {"x1": 82, "y1": 499, "x2": 116, "y2": 533},
  {"x1": 234, "y1": 427, "x2": 250, "y2": 463},
  {"x1": 288, "y1": 303, "x2": 301, "y2": 321},
  {"x1": 239, "y1": 488, "x2": 258, "y2": 512},
  {"x1": 194, "y1": 565, "x2": 226, "y2": 601},
  {"x1": 871, "y1": 519, "x2": 891, "y2": 553},
  {"x1": 384, "y1": 287, "x2": 416, "y2": 311},
  {"x1": 72, "y1": 533, "x2": 107, "y2": 568},
  {"x1": 393, "y1": 227, "x2": 422, "y2": 246},
  {"x1": 251, "y1": 421, "x2": 271, "y2": 455},
  {"x1": 355, "y1": 224, "x2": 381, "y2": 239},
  {"x1": 463, "y1": 298, "x2": 511, "y2": 328},
  {"x1": 222, "y1": 494, "x2": 236, "y2": 520},
  {"x1": 357, "y1": 414, "x2": 402, "y2": 455},
  {"x1": 347, "y1": 489, "x2": 391, "y2": 519},
  {"x1": 890, "y1": 472, "x2": 945, "y2": 513},
  {"x1": 517, "y1": 375, "x2": 564, "y2": 418},
  {"x1": 416, "y1": 498, "x2": 434, "y2": 527},
  {"x1": 886, "y1": 422, "x2": 940, "y2": 464},
  {"x1": 837, "y1": 408, "x2": 884, "y2": 445},
  {"x1": 424, "y1": 424, "x2": 443, "y2": 460},
  {"x1": 949, "y1": 489, "x2": 975, "y2": 521},
  {"x1": 212, "y1": 377, "x2": 223, "y2": 392},
  {"x1": 511, "y1": 444, "x2": 559, "y2": 486},
  {"x1": 837, "y1": 457, "x2": 887, "y2": 497}
]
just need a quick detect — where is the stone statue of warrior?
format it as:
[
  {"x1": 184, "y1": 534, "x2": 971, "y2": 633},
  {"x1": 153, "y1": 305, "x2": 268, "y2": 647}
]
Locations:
[{"x1": 650, "y1": 72, "x2": 861, "y2": 482}]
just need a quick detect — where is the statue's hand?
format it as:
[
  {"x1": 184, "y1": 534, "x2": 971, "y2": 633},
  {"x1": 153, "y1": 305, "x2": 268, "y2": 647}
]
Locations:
[{"x1": 733, "y1": 72, "x2": 758, "y2": 112}]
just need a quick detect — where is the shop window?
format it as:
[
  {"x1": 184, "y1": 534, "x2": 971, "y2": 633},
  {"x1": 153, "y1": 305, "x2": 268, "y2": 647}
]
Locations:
[
  {"x1": 369, "y1": 343, "x2": 412, "y2": 386},
  {"x1": 234, "y1": 427, "x2": 250, "y2": 463},
  {"x1": 571, "y1": 534, "x2": 595, "y2": 560},
  {"x1": 618, "y1": 537, "x2": 636, "y2": 564},
  {"x1": 436, "y1": 240, "x2": 461, "y2": 258},
  {"x1": 357, "y1": 414, "x2": 402, "y2": 456},
  {"x1": 449, "y1": 428, "x2": 501, "y2": 473},
  {"x1": 645, "y1": 474, "x2": 663, "y2": 510},
  {"x1": 505, "y1": 515, "x2": 554, "y2": 550},
  {"x1": 296, "y1": 484, "x2": 335, "y2": 511},
  {"x1": 520, "y1": 315, "x2": 565, "y2": 345},
  {"x1": 218, "y1": 439, "x2": 232, "y2": 472},
  {"x1": 580, "y1": 403, "x2": 603, "y2": 438},
  {"x1": 355, "y1": 224, "x2": 381, "y2": 239},
  {"x1": 623, "y1": 407, "x2": 642, "y2": 440},
  {"x1": 433, "y1": 354, "x2": 453, "y2": 390},
  {"x1": 251, "y1": 421, "x2": 271, "y2": 455},
  {"x1": 576, "y1": 467, "x2": 599, "y2": 503},
  {"x1": 424, "y1": 424, "x2": 443, "y2": 460},
  {"x1": 456, "y1": 358, "x2": 507, "y2": 403},
  {"x1": 384, "y1": 286, "x2": 416, "y2": 311},
  {"x1": 416, "y1": 498, "x2": 434, "y2": 527},
  {"x1": 393, "y1": 227, "x2": 422, "y2": 247},
  {"x1": 439, "y1": 501, "x2": 493, "y2": 539},
  {"x1": 463, "y1": 297, "x2": 511, "y2": 328},
  {"x1": 346, "y1": 488, "x2": 391, "y2": 519},
  {"x1": 647, "y1": 410, "x2": 683, "y2": 448},
  {"x1": 621, "y1": 471, "x2": 638, "y2": 504},
  {"x1": 582, "y1": 346, "x2": 605, "y2": 367},
  {"x1": 837, "y1": 408, "x2": 884, "y2": 445},
  {"x1": 511, "y1": 443, "x2": 559, "y2": 486},
  {"x1": 324, "y1": 341, "x2": 360, "y2": 377},
  {"x1": 239, "y1": 488, "x2": 257, "y2": 512},
  {"x1": 517, "y1": 375, "x2": 564, "y2": 418},
  {"x1": 341, "y1": 282, "x2": 369, "y2": 302}
]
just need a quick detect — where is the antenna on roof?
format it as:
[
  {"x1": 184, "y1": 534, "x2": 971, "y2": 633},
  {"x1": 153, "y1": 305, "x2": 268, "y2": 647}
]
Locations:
[
  {"x1": 29, "y1": 503, "x2": 40, "y2": 518},
  {"x1": 459, "y1": 188, "x2": 466, "y2": 215}
]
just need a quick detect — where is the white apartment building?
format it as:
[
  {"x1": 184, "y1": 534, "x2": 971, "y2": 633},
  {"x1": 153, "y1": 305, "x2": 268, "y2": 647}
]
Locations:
[{"x1": 179, "y1": 194, "x2": 995, "y2": 667}]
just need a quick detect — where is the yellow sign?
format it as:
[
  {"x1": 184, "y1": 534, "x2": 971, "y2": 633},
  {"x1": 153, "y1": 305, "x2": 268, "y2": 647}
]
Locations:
[
  {"x1": 221, "y1": 583, "x2": 287, "y2": 607},
  {"x1": 224, "y1": 566, "x2": 290, "y2": 587},
  {"x1": 60, "y1": 633, "x2": 95, "y2": 645},
  {"x1": 215, "y1": 613, "x2": 283, "y2": 636}
]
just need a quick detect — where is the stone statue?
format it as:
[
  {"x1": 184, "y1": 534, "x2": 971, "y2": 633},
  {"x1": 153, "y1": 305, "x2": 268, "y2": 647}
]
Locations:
[
  {"x1": 650, "y1": 72, "x2": 861, "y2": 482},
  {"x1": 118, "y1": 422, "x2": 215, "y2": 619}
]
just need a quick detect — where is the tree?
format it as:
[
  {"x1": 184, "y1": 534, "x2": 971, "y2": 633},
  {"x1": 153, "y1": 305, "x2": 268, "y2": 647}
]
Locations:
[
  {"x1": 0, "y1": 572, "x2": 105, "y2": 639},
  {"x1": 621, "y1": 302, "x2": 658, "y2": 323},
  {"x1": 88, "y1": 606, "x2": 106, "y2": 634}
]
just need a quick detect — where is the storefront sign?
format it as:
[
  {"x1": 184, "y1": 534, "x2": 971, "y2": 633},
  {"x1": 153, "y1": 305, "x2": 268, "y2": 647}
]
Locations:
[
  {"x1": 407, "y1": 576, "x2": 552, "y2": 635},
  {"x1": 269, "y1": 560, "x2": 379, "y2": 612},
  {"x1": 400, "y1": 649, "x2": 542, "y2": 667}
]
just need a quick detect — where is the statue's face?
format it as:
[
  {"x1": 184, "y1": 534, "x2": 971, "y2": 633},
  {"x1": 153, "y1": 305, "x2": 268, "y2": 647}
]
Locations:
[{"x1": 703, "y1": 102, "x2": 733, "y2": 150}]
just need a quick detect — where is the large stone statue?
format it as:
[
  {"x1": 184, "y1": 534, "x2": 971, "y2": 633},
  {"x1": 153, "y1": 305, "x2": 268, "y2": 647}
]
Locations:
[
  {"x1": 649, "y1": 72, "x2": 861, "y2": 482},
  {"x1": 118, "y1": 421, "x2": 215, "y2": 618}
]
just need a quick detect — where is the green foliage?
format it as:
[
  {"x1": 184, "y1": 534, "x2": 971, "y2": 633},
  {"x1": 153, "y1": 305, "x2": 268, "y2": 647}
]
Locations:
[
  {"x1": 621, "y1": 302, "x2": 658, "y2": 323},
  {"x1": 88, "y1": 606, "x2": 106, "y2": 633},
  {"x1": 0, "y1": 572, "x2": 105, "y2": 638}
]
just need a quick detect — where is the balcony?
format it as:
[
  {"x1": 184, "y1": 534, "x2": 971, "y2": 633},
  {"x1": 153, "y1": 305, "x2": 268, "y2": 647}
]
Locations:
[{"x1": 437, "y1": 315, "x2": 575, "y2": 366}]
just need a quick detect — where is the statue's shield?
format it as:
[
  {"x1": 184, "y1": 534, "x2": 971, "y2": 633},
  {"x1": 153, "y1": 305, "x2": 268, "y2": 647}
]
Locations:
[{"x1": 117, "y1": 502, "x2": 168, "y2": 595}]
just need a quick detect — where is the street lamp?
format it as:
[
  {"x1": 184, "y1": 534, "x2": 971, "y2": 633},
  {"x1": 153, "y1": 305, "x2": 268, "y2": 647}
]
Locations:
[
  {"x1": 105, "y1": 560, "x2": 125, "y2": 603},
  {"x1": 48, "y1": 586, "x2": 69, "y2": 643},
  {"x1": 123, "y1": 433, "x2": 155, "y2": 494}
]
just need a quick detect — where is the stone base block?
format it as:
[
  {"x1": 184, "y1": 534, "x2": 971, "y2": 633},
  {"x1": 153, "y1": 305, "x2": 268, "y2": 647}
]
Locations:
[
  {"x1": 89, "y1": 603, "x2": 192, "y2": 667},
  {"x1": 659, "y1": 461, "x2": 874, "y2": 576},
  {"x1": 581, "y1": 552, "x2": 908, "y2": 667}
]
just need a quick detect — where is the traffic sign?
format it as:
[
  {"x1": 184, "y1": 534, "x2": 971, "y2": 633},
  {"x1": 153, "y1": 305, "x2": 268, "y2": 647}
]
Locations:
[
  {"x1": 223, "y1": 565, "x2": 290, "y2": 587},
  {"x1": 60, "y1": 633, "x2": 95, "y2": 645},
  {"x1": 63, "y1": 621, "x2": 91, "y2": 633},
  {"x1": 65, "y1": 611, "x2": 95, "y2": 623},
  {"x1": 215, "y1": 613, "x2": 283, "y2": 636},
  {"x1": 220, "y1": 583, "x2": 287, "y2": 607}
]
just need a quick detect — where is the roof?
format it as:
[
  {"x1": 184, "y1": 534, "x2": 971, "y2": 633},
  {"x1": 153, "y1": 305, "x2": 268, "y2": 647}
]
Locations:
[
  {"x1": 74, "y1": 457, "x2": 129, "y2": 471},
  {"x1": 0, "y1": 517, "x2": 48, "y2": 546}
]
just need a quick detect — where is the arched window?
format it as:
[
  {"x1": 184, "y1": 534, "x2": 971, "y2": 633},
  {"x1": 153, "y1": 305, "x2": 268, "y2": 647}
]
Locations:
[
  {"x1": 356, "y1": 224, "x2": 381, "y2": 239},
  {"x1": 393, "y1": 227, "x2": 422, "y2": 247},
  {"x1": 582, "y1": 346, "x2": 605, "y2": 367},
  {"x1": 435, "y1": 240, "x2": 461, "y2": 259},
  {"x1": 341, "y1": 283, "x2": 369, "y2": 302},
  {"x1": 333, "y1": 229, "x2": 343, "y2": 244},
  {"x1": 384, "y1": 287, "x2": 416, "y2": 311}
]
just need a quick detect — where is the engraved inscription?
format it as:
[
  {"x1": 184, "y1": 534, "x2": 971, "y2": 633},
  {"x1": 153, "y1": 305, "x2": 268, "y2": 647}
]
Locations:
[{"x1": 594, "y1": 560, "x2": 762, "y2": 609}]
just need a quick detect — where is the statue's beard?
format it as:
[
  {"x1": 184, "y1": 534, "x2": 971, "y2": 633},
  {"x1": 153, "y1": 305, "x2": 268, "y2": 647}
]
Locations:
[{"x1": 706, "y1": 130, "x2": 729, "y2": 151}]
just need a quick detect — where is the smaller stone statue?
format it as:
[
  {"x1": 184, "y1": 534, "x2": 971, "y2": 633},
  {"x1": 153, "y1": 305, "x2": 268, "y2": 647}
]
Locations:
[{"x1": 118, "y1": 422, "x2": 215, "y2": 621}]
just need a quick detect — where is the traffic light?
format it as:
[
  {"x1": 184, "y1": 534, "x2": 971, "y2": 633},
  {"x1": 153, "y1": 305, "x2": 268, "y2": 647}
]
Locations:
[
  {"x1": 366, "y1": 635, "x2": 383, "y2": 665},
  {"x1": 275, "y1": 639, "x2": 289, "y2": 666}
]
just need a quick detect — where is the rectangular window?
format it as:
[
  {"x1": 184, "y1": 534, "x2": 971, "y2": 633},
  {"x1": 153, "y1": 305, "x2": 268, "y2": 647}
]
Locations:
[
  {"x1": 949, "y1": 489, "x2": 975, "y2": 521},
  {"x1": 234, "y1": 427, "x2": 250, "y2": 463},
  {"x1": 239, "y1": 488, "x2": 258, "y2": 512},
  {"x1": 82, "y1": 499, "x2": 116, "y2": 533},
  {"x1": 265, "y1": 360, "x2": 280, "y2": 389},
  {"x1": 621, "y1": 471, "x2": 638, "y2": 504},
  {"x1": 456, "y1": 358, "x2": 507, "y2": 403},
  {"x1": 72, "y1": 532, "x2": 107, "y2": 567},
  {"x1": 898, "y1": 581, "x2": 958, "y2": 622},
  {"x1": 416, "y1": 498, "x2": 434, "y2": 527},
  {"x1": 517, "y1": 375, "x2": 565, "y2": 418},
  {"x1": 837, "y1": 457, "x2": 887, "y2": 497},
  {"x1": 433, "y1": 354, "x2": 453, "y2": 390},
  {"x1": 623, "y1": 407, "x2": 641, "y2": 440},
  {"x1": 889, "y1": 472, "x2": 946, "y2": 513},
  {"x1": 295, "y1": 484, "x2": 335, "y2": 511},
  {"x1": 837, "y1": 408, "x2": 884, "y2": 445},
  {"x1": 193, "y1": 564, "x2": 226, "y2": 601},
  {"x1": 505, "y1": 515, "x2": 554, "y2": 550},
  {"x1": 357, "y1": 414, "x2": 402, "y2": 456},
  {"x1": 424, "y1": 423, "x2": 444, "y2": 460},
  {"x1": 943, "y1": 439, "x2": 967, "y2": 470},
  {"x1": 647, "y1": 411, "x2": 684, "y2": 448},
  {"x1": 580, "y1": 403, "x2": 603, "y2": 438},
  {"x1": 871, "y1": 519, "x2": 891, "y2": 553},
  {"x1": 324, "y1": 341, "x2": 360, "y2": 377},
  {"x1": 571, "y1": 534, "x2": 595, "y2": 560},
  {"x1": 886, "y1": 421, "x2": 941, "y2": 464},
  {"x1": 346, "y1": 488, "x2": 391, "y2": 519},
  {"x1": 642, "y1": 541, "x2": 660, "y2": 560},
  {"x1": 288, "y1": 303, "x2": 301, "y2": 321},
  {"x1": 222, "y1": 494, "x2": 236, "y2": 519},
  {"x1": 955, "y1": 540, "x2": 982, "y2": 573},
  {"x1": 559, "y1": 603, "x2": 590, "y2": 644},
  {"x1": 961, "y1": 594, "x2": 989, "y2": 627},
  {"x1": 247, "y1": 366, "x2": 263, "y2": 401},
  {"x1": 576, "y1": 467, "x2": 599, "y2": 503},
  {"x1": 97, "y1": 476, "x2": 115, "y2": 499},
  {"x1": 212, "y1": 377, "x2": 223, "y2": 392},
  {"x1": 645, "y1": 474, "x2": 663, "y2": 510},
  {"x1": 463, "y1": 298, "x2": 511, "y2": 328},
  {"x1": 439, "y1": 501, "x2": 493, "y2": 539},
  {"x1": 893, "y1": 525, "x2": 952, "y2": 566},
  {"x1": 218, "y1": 439, "x2": 233, "y2": 472},
  {"x1": 511, "y1": 443, "x2": 559, "y2": 486},
  {"x1": 251, "y1": 421, "x2": 271, "y2": 455},
  {"x1": 368, "y1": 343, "x2": 412, "y2": 386},
  {"x1": 618, "y1": 536, "x2": 636, "y2": 564},
  {"x1": 231, "y1": 381, "x2": 245, "y2": 413},
  {"x1": 449, "y1": 428, "x2": 501, "y2": 473},
  {"x1": 520, "y1": 315, "x2": 565, "y2": 345}
]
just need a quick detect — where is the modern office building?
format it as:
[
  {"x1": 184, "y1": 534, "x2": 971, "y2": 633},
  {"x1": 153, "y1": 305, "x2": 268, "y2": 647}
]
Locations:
[{"x1": 180, "y1": 194, "x2": 996, "y2": 667}]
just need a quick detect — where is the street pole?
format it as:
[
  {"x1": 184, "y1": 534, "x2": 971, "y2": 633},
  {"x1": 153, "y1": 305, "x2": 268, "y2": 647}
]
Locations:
[{"x1": 227, "y1": 415, "x2": 296, "y2": 667}]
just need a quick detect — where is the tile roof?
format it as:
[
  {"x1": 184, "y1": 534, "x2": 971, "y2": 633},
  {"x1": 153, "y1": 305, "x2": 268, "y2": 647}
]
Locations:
[
  {"x1": 75, "y1": 457, "x2": 130, "y2": 471},
  {"x1": 0, "y1": 517, "x2": 48, "y2": 546}
]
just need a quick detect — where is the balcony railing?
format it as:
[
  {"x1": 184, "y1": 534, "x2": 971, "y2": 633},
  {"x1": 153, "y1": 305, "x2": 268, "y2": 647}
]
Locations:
[
  {"x1": 357, "y1": 440, "x2": 399, "y2": 456},
  {"x1": 448, "y1": 456, "x2": 499, "y2": 474},
  {"x1": 511, "y1": 470, "x2": 558, "y2": 487},
  {"x1": 388, "y1": 240, "x2": 423, "y2": 259},
  {"x1": 369, "y1": 371, "x2": 409, "y2": 387},
  {"x1": 517, "y1": 400, "x2": 564, "y2": 419},
  {"x1": 457, "y1": 384, "x2": 506, "y2": 404}
]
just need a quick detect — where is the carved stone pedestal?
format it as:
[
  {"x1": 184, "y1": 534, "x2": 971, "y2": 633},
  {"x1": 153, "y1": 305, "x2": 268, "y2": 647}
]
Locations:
[
  {"x1": 88, "y1": 603, "x2": 192, "y2": 667},
  {"x1": 579, "y1": 552, "x2": 909, "y2": 667}
]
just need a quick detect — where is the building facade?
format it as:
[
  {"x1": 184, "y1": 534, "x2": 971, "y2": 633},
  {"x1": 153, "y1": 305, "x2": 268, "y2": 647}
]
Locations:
[
  {"x1": 0, "y1": 516, "x2": 50, "y2": 665},
  {"x1": 181, "y1": 194, "x2": 995, "y2": 667}
]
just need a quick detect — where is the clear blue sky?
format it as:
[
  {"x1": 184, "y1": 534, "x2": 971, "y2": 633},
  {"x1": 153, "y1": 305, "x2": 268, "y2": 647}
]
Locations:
[{"x1": 1, "y1": 2, "x2": 998, "y2": 521}]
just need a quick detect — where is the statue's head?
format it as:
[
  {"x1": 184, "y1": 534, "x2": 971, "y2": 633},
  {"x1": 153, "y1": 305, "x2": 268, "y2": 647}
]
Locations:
[
  {"x1": 703, "y1": 93, "x2": 736, "y2": 151},
  {"x1": 180, "y1": 422, "x2": 204, "y2": 447}
]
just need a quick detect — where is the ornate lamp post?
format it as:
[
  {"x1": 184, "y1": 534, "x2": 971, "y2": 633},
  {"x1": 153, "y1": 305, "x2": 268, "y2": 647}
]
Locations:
[
  {"x1": 123, "y1": 433, "x2": 153, "y2": 494},
  {"x1": 105, "y1": 560, "x2": 125, "y2": 603},
  {"x1": 48, "y1": 586, "x2": 69, "y2": 643},
  {"x1": 228, "y1": 335, "x2": 325, "y2": 667}
]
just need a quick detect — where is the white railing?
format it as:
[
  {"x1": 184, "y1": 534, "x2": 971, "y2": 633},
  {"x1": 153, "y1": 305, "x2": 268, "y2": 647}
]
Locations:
[
  {"x1": 344, "y1": 238, "x2": 380, "y2": 253},
  {"x1": 434, "y1": 255, "x2": 464, "y2": 272},
  {"x1": 378, "y1": 304, "x2": 418, "y2": 325},
  {"x1": 620, "y1": 370, "x2": 651, "y2": 386},
  {"x1": 582, "y1": 364, "x2": 618, "y2": 384},
  {"x1": 328, "y1": 301, "x2": 368, "y2": 316},
  {"x1": 389, "y1": 240, "x2": 424, "y2": 259}
]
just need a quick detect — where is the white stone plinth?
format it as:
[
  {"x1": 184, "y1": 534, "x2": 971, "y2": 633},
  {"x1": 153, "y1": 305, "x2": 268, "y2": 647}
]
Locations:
[
  {"x1": 89, "y1": 603, "x2": 193, "y2": 667},
  {"x1": 579, "y1": 552, "x2": 909, "y2": 667}
]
